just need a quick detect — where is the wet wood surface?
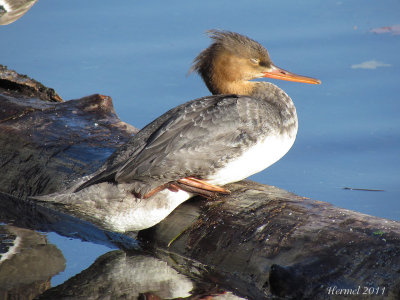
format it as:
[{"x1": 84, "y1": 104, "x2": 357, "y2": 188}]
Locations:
[
  {"x1": 0, "y1": 65, "x2": 137, "y2": 198},
  {"x1": 1, "y1": 65, "x2": 399, "y2": 299}
]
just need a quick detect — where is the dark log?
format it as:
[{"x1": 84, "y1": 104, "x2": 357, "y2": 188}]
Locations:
[
  {"x1": 0, "y1": 64, "x2": 62, "y2": 103},
  {"x1": 0, "y1": 64, "x2": 137, "y2": 198},
  {"x1": 1, "y1": 66, "x2": 399, "y2": 299},
  {"x1": 142, "y1": 182, "x2": 400, "y2": 299},
  {"x1": 0, "y1": 224, "x2": 65, "y2": 300}
]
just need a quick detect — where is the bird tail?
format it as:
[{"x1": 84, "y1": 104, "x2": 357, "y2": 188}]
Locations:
[{"x1": 74, "y1": 170, "x2": 117, "y2": 193}]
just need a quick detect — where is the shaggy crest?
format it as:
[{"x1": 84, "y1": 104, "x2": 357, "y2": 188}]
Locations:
[{"x1": 190, "y1": 30, "x2": 271, "y2": 77}]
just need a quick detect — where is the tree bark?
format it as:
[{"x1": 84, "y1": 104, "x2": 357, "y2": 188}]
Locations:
[
  {"x1": 1, "y1": 65, "x2": 399, "y2": 299},
  {"x1": 0, "y1": 65, "x2": 137, "y2": 198}
]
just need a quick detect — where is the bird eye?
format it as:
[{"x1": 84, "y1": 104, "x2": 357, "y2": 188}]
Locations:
[{"x1": 250, "y1": 58, "x2": 259, "y2": 65}]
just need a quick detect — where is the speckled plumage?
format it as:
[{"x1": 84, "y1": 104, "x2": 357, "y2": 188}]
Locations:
[
  {"x1": 64, "y1": 30, "x2": 319, "y2": 230},
  {"x1": 77, "y1": 81, "x2": 297, "y2": 198},
  {"x1": 77, "y1": 31, "x2": 301, "y2": 196}
]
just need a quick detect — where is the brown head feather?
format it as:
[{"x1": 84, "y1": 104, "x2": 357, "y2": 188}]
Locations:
[{"x1": 190, "y1": 30, "x2": 272, "y2": 94}]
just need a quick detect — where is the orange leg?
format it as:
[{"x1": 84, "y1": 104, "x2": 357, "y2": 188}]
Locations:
[
  {"x1": 141, "y1": 177, "x2": 230, "y2": 199},
  {"x1": 174, "y1": 177, "x2": 231, "y2": 199},
  {"x1": 177, "y1": 177, "x2": 230, "y2": 194},
  {"x1": 141, "y1": 184, "x2": 168, "y2": 199}
]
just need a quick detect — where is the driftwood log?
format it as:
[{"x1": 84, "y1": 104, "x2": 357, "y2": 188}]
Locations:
[{"x1": 1, "y1": 65, "x2": 399, "y2": 299}]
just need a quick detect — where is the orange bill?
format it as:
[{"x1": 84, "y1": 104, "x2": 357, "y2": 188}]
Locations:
[{"x1": 263, "y1": 64, "x2": 321, "y2": 84}]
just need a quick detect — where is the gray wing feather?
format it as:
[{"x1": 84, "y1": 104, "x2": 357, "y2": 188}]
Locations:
[
  {"x1": 116, "y1": 96, "x2": 241, "y2": 180},
  {"x1": 77, "y1": 94, "x2": 281, "y2": 196},
  {"x1": 114, "y1": 95, "x2": 279, "y2": 196}
]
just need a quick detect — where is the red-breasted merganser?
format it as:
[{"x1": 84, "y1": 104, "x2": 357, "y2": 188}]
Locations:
[{"x1": 40, "y1": 30, "x2": 320, "y2": 232}]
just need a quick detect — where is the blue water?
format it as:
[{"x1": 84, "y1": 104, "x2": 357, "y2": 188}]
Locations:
[
  {"x1": 46, "y1": 232, "x2": 111, "y2": 286},
  {"x1": 1, "y1": 0, "x2": 399, "y2": 287}
]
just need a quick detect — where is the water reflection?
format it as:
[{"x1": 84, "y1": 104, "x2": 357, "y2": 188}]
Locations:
[
  {"x1": 0, "y1": 224, "x2": 65, "y2": 299},
  {"x1": 38, "y1": 250, "x2": 197, "y2": 299},
  {"x1": 0, "y1": 193, "x2": 246, "y2": 299},
  {"x1": 0, "y1": 192, "x2": 138, "y2": 250},
  {"x1": 0, "y1": 224, "x2": 245, "y2": 299}
]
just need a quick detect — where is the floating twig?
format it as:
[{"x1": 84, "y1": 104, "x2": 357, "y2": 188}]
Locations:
[{"x1": 343, "y1": 187, "x2": 384, "y2": 192}]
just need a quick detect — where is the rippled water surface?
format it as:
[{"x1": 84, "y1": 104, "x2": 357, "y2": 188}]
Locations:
[{"x1": 1, "y1": 0, "x2": 399, "y2": 296}]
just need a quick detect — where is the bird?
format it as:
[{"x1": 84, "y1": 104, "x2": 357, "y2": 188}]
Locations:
[
  {"x1": 39, "y1": 30, "x2": 320, "y2": 232},
  {"x1": 0, "y1": 0, "x2": 38, "y2": 25}
]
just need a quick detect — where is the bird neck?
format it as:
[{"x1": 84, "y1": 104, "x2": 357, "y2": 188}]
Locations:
[
  {"x1": 202, "y1": 52, "x2": 257, "y2": 95},
  {"x1": 251, "y1": 81, "x2": 296, "y2": 111},
  {"x1": 252, "y1": 82, "x2": 298, "y2": 134},
  {"x1": 207, "y1": 76, "x2": 294, "y2": 111},
  {"x1": 207, "y1": 78, "x2": 255, "y2": 95}
]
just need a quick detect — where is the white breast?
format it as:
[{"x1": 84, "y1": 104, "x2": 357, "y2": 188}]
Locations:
[
  {"x1": 207, "y1": 132, "x2": 296, "y2": 186},
  {"x1": 107, "y1": 189, "x2": 192, "y2": 231},
  {"x1": 108, "y1": 131, "x2": 295, "y2": 231}
]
